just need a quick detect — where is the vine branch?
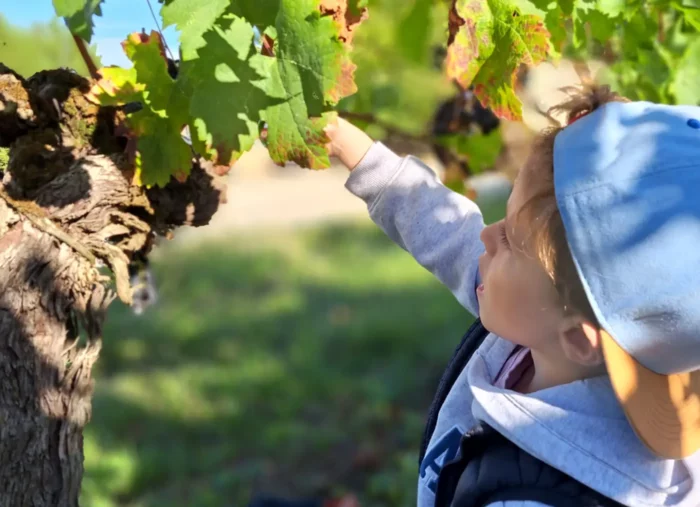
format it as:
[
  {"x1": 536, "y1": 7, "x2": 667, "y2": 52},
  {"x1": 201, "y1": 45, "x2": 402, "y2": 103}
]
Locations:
[{"x1": 72, "y1": 35, "x2": 99, "y2": 80}]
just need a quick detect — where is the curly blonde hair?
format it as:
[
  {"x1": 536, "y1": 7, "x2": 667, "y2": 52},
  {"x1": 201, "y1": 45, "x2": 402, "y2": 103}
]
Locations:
[{"x1": 519, "y1": 84, "x2": 629, "y2": 323}]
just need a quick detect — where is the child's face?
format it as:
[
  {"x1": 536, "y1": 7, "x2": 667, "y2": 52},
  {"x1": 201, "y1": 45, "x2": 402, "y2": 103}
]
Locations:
[{"x1": 477, "y1": 165, "x2": 564, "y2": 350}]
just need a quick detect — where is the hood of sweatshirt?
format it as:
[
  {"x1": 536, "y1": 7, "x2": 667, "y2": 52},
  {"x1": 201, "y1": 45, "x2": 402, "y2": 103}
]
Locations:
[{"x1": 469, "y1": 333, "x2": 700, "y2": 507}]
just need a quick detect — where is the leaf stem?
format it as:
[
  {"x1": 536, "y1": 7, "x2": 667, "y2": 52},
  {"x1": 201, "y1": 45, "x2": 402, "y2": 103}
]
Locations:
[{"x1": 72, "y1": 35, "x2": 99, "y2": 79}]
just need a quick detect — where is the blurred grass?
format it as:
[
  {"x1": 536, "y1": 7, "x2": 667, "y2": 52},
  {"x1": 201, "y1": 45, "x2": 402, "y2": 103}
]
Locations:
[
  {"x1": 85, "y1": 197, "x2": 506, "y2": 507},
  {"x1": 0, "y1": 14, "x2": 101, "y2": 78}
]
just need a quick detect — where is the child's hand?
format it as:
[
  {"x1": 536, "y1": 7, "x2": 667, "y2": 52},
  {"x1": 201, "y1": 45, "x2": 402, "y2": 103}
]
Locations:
[{"x1": 324, "y1": 116, "x2": 374, "y2": 171}]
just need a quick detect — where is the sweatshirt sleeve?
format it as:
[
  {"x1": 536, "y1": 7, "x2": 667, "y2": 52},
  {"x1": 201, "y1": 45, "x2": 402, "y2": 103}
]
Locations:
[{"x1": 345, "y1": 142, "x2": 485, "y2": 317}]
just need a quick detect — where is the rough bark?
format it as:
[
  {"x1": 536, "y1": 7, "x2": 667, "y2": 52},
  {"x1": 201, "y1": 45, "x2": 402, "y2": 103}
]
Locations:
[{"x1": 0, "y1": 65, "x2": 228, "y2": 505}]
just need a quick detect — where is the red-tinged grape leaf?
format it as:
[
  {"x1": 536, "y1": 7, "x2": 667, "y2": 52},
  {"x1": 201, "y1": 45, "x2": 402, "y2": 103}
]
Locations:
[
  {"x1": 446, "y1": 0, "x2": 551, "y2": 120},
  {"x1": 319, "y1": 0, "x2": 369, "y2": 44},
  {"x1": 52, "y1": 0, "x2": 103, "y2": 42},
  {"x1": 275, "y1": 0, "x2": 359, "y2": 110},
  {"x1": 160, "y1": 0, "x2": 365, "y2": 170},
  {"x1": 256, "y1": 0, "x2": 362, "y2": 168},
  {"x1": 89, "y1": 31, "x2": 192, "y2": 187}
]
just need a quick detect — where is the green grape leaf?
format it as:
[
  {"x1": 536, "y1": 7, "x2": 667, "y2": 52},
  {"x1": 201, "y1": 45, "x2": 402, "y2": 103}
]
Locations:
[
  {"x1": 670, "y1": 36, "x2": 700, "y2": 105},
  {"x1": 227, "y1": 0, "x2": 281, "y2": 29},
  {"x1": 160, "y1": 0, "x2": 231, "y2": 58},
  {"x1": 673, "y1": 1, "x2": 700, "y2": 30},
  {"x1": 258, "y1": 0, "x2": 359, "y2": 168},
  {"x1": 620, "y1": 8, "x2": 657, "y2": 57},
  {"x1": 573, "y1": 5, "x2": 617, "y2": 47},
  {"x1": 596, "y1": 0, "x2": 624, "y2": 17},
  {"x1": 92, "y1": 0, "x2": 366, "y2": 180},
  {"x1": 89, "y1": 32, "x2": 192, "y2": 187},
  {"x1": 446, "y1": 0, "x2": 551, "y2": 120},
  {"x1": 186, "y1": 17, "x2": 282, "y2": 165},
  {"x1": 160, "y1": 0, "x2": 365, "y2": 170},
  {"x1": 545, "y1": 5, "x2": 567, "y2": 52},
  {"x1": 52, "y1": 0, "x2": 104, "y2": 42},
  {"x1": 527, "y1": 0, "x2": 622, "y2": 52}
]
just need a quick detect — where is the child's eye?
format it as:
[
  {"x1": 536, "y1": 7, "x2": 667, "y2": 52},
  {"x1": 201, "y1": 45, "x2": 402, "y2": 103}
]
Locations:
[{"x1": 499, "y1": 222, "x2": 510, "y2": 247}]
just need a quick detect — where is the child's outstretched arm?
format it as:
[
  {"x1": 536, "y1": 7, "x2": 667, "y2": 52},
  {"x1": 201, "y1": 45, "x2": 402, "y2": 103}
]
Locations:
[{"x1": 326, "y1": 118, "x2": 485, "y2": 317}]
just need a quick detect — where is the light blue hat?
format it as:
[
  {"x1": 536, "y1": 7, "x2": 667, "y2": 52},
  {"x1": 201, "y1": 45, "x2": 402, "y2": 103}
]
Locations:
[{"x1": 554, "y1": 100, "x2": 700, "y2": 459}]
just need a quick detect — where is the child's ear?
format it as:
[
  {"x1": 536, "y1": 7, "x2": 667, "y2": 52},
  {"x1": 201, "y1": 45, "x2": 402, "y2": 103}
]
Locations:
[{"x1": 558, "y1": 317, "x2": 604, "y2": 367}]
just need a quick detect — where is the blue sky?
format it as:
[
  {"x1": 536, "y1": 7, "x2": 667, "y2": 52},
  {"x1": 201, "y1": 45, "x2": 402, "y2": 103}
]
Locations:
[{"x1": 3, "y1": 1, "x2": 180, "y2": 67}]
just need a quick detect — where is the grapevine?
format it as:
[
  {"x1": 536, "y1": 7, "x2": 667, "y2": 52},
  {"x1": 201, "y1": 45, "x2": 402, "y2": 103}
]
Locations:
[{"x1": 54, "y1": 0, "x2": 368, "y2": 187}]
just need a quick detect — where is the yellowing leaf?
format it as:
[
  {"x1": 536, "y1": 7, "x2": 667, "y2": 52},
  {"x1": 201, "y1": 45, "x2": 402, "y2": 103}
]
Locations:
[
  {"x1": 90, "y1": 31, "x2": 192, "y2": 187},
  {"x1": 446, "y1": 0, "x2": 551, "y2": 120}
]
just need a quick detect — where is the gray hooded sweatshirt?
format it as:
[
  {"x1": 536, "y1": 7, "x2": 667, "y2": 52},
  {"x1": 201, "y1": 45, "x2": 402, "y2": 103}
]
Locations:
[{"x1": 344, "y1": 142, "x2": 700, "y2": 507}]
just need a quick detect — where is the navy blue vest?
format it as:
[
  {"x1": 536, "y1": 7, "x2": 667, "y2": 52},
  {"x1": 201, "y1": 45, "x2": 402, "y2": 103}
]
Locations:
[{"x1": 420, "y1": 319, "x2": 624, "y2": 507}]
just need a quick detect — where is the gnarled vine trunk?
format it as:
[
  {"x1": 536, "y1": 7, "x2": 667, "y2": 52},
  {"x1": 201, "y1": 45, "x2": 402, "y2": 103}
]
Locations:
[{"x1": 0, "y1": 64, "x2": 227, "y2": 506}]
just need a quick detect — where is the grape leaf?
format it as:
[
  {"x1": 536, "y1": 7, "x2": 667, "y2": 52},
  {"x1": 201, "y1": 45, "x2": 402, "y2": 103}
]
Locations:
[
  {"x1": 320, "y1": 0, "x2": 369, "y2": 44},
  {"x1": 673, "y1": 1, "x2": 700, "y2": 30},
  {"x1": 670, "y1": 36, "x2": 700, "y2": 105},
  {"x1": 526, "y1": 0, "x2": 621, "y2": 51},
  {"x1": 89, "y1": 32, "x2": 192, "y2": 187},
  {"x1": 226, "y1": 0, "x2": 282, "y2": 29},
  {"x1": 446, "y1": 0, "x2": 551, "y2": 120},
  {"x1": 52, "y1": 0, "x2": 104, "y2": 42},
  {"x1": 92, "y1": 0, "x2": 365, "y2": 181},
  {"x1": 259, "y1": 0, "x2": 358, "y2": 168},
  {"x1": 570, "y1": 0, "x2": 618, "y2": 48},
  {"x1": 160, "y1": 0, "x2": 363, "y2": 170},
  {"x1": 159, "y1": 0, "x2": 231, "y2": 59},
  {"x1": 543, "y1": 5, "x2": 567, "y2": 52},
  {"x1": 186, "y1": 17, "x2": 283, "y2": 165}
]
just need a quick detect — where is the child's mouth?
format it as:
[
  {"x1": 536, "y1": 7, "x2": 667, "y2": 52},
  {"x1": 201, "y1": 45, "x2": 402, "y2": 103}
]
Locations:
[{"x1": 477, "y1": 283, "x2": 485, "y2": 295}]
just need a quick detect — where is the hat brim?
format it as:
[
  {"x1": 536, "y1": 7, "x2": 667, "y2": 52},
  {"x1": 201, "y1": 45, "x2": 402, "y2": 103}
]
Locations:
[{"x1": 601, "y1": 329, "x2": 700, "y2": 459}]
